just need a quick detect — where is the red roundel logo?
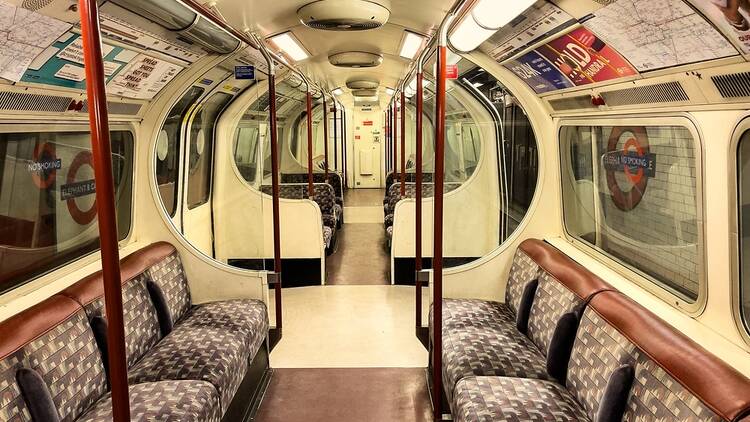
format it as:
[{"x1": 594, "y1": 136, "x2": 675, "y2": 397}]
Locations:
[{"x1": 604, "y1": 127, "x2": 654, "y2": 211}]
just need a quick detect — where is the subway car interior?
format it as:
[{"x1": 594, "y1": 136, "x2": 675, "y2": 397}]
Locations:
[{"x1": 3, "y1": 0, "x2": 750, "y2": 421}]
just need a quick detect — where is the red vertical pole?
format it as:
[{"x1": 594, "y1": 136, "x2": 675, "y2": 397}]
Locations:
[
  {"x1": 333, "y1": 104, "x2": 338, "y2": 172},
  {"x1": 268, "y1": 73, "x2": 283, "y2": 333},
  {"x1": 400, "y1": 91, "x2": 406, "y2": 196},
  {"x1": 78, "y1": 1, "x2": 129, "y2": 420},
  {"x1": 432, "y1": 44, "x2": 448, "y2": 421},
  {"x1": 392, "y1": 103, "x2": 397, "y2": 180},
  {"x1": 415, "y1": 71, "x2": 423, "y2": 329},
  {"x1": 306, "y1": 91, "x2": 314, "y2": 197},
  {"x1": 386, "y1": 108, "x2": 391, "y2": 172},
  {"x1": 323, "y1": 96, "x2": 329, "y2": 178}
]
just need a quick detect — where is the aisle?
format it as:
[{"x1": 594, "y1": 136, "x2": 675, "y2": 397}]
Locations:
[{"x1": 326, "y1": 188, "x2": 389, "y2": 285}]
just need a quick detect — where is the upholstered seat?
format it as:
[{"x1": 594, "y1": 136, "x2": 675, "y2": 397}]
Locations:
[
  {"x1": 454, "y1": 377, "x2": 589, "y2": 422},
  {"x1": 77, "y1": 381, "x2": 222, "y2": 422}
]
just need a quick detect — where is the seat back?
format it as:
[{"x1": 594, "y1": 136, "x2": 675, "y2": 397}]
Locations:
[
  {"x1": 521, "y1": 240, "x2": 612, "y2": 357},
  {"x1": 571, "y1": 292, "x2": 750, "y2": 422},
  {"x1": 0, "y1": 296, "x2": 107, "y2": 422},
  {"x1": 281, "y1": 173, "x2": 343, "y2": 200},
  {"x1": 61, "y1": 248, "x2": 168, "y2": 368}
]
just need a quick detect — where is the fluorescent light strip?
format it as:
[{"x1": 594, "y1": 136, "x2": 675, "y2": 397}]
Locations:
[
  {"x1": 333, "y1": 88, "x2": 344, "y2": 96},
  {"x1": 269, "y1": 32, "x2": 309, "y2": 62},
  {"x1": 473, "y1": 0, "x2": 536, "y2": 30},
  {"x1": 399, "y1": 31, "x2": 425, "y2": 59},
  {"x1": 449, "y1": 13, "x2": 497, "y2": 52},
  {"x1": 385, "y1": 88, "x2": 395, "y2": 96}
]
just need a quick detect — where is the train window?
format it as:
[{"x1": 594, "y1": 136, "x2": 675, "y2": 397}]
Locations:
[
  {"x1": 156, "y1": 86, "x2": 205, "y2": 216},
  {"x1": 187, "y1": 92, "x2": 233, "y2": 209},
  {"x1": 561, "y1": 124, "x2": 703, "y2": 303},
  {"x1": 0, "y1": 129, "x2": 133, "y2": 294},
  {"x1": 737, "y1": 130, "x2": 750, "y2": 334}
]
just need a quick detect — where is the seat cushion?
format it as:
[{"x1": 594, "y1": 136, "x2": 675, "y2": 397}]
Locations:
[
  {"x1": 181, "y1": 300, "x2": 268, "y2": 360},
  {"x1": 453, "y1": 377, "x2": 590, "y2": 422},
  {"x1": 429, "y1": 299, "x2": 516, "y2": 347},
  {"x1": 443, "y1": 325, "x2": 551, "y2": 402},
  {"x1": 128, "y1": 324, "x2": 249, "y2": 414},
  {"x1": 323, "y1": 226, "x2": 333, "y2": 248},
  {"x1": 77, "y1": 381, "x2": 221, "y2": 422}
]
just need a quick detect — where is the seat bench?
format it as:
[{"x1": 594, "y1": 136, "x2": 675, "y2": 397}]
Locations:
[
  {"x1": 436, "y1": 238, "x2": 750, "y2": 421},
  {"x1": 0, "y1": 242, "x2": 269, "y2": 422}
]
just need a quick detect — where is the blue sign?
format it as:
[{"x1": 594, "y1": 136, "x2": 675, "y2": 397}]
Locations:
[
  {"x1": 504, "y1": 51, "x2": 574, "y2": 94},
  {"x1": 235, "y1": 65, "x2": 255, "y2": 80},
  {"x1": 603, "y1": 151, "x2": 656, "y2": 178}
]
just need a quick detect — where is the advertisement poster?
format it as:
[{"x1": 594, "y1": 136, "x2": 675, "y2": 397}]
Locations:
[
  {"x1": 504, "y1": 50, "x2": 575, "y2": 94},
  {"x1": 537, "y1": 27, "x2": 637, "y2": 86},
  {"x1": 22, "y1": 34, "x2": 133, "y2": 90},
  {"x1": 106, "y1": 54, "x2": 184, "y2": 100},
  {"x1": 488, "y1": 2, "x2": 576, "y2": 63},
  {"x1": 688, "y1": 0, "x2": 750, "y2": 54},
  {"x1": 585, "y1": 0, "x2": 737, "y2": 71}
]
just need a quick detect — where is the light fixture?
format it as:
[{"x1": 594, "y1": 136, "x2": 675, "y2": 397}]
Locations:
[
  {"x1": 448, "y1": 0, "x2": 535, "y2": 52},
  {"x1": 385, "y1": 87, "x2": 395, "y2": 96},
  {"x1": 398, "y1": 31, "x2": 426, "y2": 59},
  {"x1": 110, "y1": 0, "x2": 240, "y2": 53},
  {"x1": 354, "y1": 95, "x2": 379, "y2": 102},
  {"x1": 269, "y1": 31, "x2": 310, "y2": 62},
  {"x1": 472, "y1": 0, "x2": 536, "y2": 30},
  {"x1": 333, "y1": 88, "x2": 344, "y2": 96}
]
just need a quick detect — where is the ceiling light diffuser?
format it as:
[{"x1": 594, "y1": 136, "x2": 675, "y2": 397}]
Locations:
[
  {"x1": 385, "y1": 87, "x2": 395, "y2": 96},
  {"x1": 333, "y1": 88, "x2": 344, "y2": 96},
  {"x1": 472, "y1": 0, "x2": 536, "y2": 30},
  {"x1": 269, "y1": 32, "x2": 309, "y2": 61},
  {"x1": 399, "y1": 31, "x2": 426, "y2": 59}
]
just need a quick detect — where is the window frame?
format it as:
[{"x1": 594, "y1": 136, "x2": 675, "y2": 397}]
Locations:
[
  {"x1": 558, "y1": 114, "x2": 707, "y2": 315},
  {"x1": 0, "y1": 122, "x2": 136, "y2": 295},
  {"x1": 730, "y1": 115, "x2": 750, "y2": 345}
]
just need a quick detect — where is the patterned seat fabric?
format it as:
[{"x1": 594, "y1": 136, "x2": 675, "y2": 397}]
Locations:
[
  {"x1": 443, "y1": 326, "x2": 551, "y2": 403},
  {"x1": 453, "y1": 377, "x2": 590, "y2": 422},
  {"x1": 128, "y1": 322, "x2": 248, "y2": 414},
  {"x1": 261, "y1": 183, "x2": 339, "y2": 241},
  {"x1": 64, "y1": 273, "x2": 162, "y2": 369},
  {"x1": 0, "y1": 296, "x2": 108, "y2": 422},
  {"x1": 281, "y1": 172, "x2": 343, "y2": 204},
  {"x1": 77, "y1": 381, "x2": 221, "y2": 422}
]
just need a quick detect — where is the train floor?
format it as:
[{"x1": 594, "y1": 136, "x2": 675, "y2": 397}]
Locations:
[
  {"x1": 257, "y1": 189, "x2": 432, "y2": 421},
  {"x1": 327, "y1": 188, "x2": 389, "y2": 285}
]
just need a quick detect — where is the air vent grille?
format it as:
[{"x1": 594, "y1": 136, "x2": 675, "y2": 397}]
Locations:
[
  {"x1": 0, "y1": 91, "x2": 73, "y2": 112},
  {"x1": 548, "y1": 95, "x2": 596, "y2": 111},
  {"x1": 601, "y1": 81, "x2": 689, "y2": 106},
  {"x1": 306, "y1": 19, "x2": 383, "y2": 30},
  {"x1": 21, "y1": 0, "x2": 54, "y2": 11},
  {"x1": 81, "y1": 101, "x2": 143, "y2": 116},
  {"x1": 711, "y1": 72, "x2": 750, "y2": 98}
]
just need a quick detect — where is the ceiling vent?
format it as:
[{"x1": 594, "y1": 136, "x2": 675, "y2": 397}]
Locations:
[
  {"x1": 298, "y1": 0, "x2": 390, "y2": 31},
  {"x1": 329, "y1": 51, "x2": 383, "y2": 68},
  {"x1": 548, "y1": 95, "x2": 597, "y2": 112},
  {"x1": 346, "y1": 79, "x2": 379, "y2": 90},
  {"x1": 352, "y1": 89, "x2": 377, "y2": 97},
  {"x1": 711, "y1": 71, "x2": 750, "y2": 99},
  {"x1": 0, "y1": 91, "x2": 74, "y2": 113}
]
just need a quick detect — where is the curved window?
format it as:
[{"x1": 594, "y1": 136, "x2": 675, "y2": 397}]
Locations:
[
  {"x1": 187, "y1": 92, "x2": 233, "y2": 209},
  {"x1": 0, "y1": 128, "x2": 133, "y2": 293},
  {"x1": 561, "y1": 122, "x2": 703, "y2": 303},
  {"x1": 156, "y1": 86, "x2": 204, "y2": 216},
  {"x1": 736, "y1": 129, "x2": 750, "y2": 334}
]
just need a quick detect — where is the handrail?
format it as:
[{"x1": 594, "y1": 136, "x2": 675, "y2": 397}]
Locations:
[
  {"x1": 400, "y1": 91, "x2": 406, "y2": 196},
  {"x1": 323, "y1": 94, "x2": 329, "y2": 178},
  {"x1": 251, "y1": 32, "x2": 284, "y2": 338},
  {"x1": 78, "y1": 0, "x2": 130, "y2": 420},
  {"x1": 306, "y1": 90, "x2": 314, "y2": 197}
]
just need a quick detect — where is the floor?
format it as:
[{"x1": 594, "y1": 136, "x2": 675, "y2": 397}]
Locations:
[
  {"x1": 255, "y1": 368, "x2": 433, "y2": 422},
  {"x1": 256, "y1": 188, "x2": 433, "y2": 422}
]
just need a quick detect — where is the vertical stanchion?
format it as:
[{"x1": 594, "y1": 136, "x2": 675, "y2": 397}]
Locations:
[
  {"x1": 400, "y1": 91, "x2": 406, "y2": 196},
  {"x1": 78, "y1": 0, "x2": 129, "y2": 420},
  {"x1": 415, "y1": 68, "x2": 424, "y2": 332},
  {"x1": 385, "y1": 108, "x2": 390, "y2": 172},
  {"x1": 306, "y1": 90, "x2": 314, "y2": 197},
  {"x1": 432, "y1": 15, "x2": 453, "y2": 417},
  {"x1": 392, "y1": 103, "x2": 398, "y2": 182},
  {"x1": 323, "y1": 95, "x2": 329, "y2": 178},
  {"x1": 333, "y1": 103, "x2": 338, "y2": 172},
  {"x1": 342, "y1": 108, "x2": 348, "y2": 188}
]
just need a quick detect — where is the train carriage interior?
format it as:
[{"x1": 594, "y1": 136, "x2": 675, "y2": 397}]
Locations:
[{"x1": 4, "y1": 0, "x2": 750, "y2": 421}]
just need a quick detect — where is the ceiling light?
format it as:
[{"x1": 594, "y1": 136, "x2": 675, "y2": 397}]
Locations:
[
  {"x1": 449, "y1": 13, "x2": 497, "y2": 52},
  {"x1": 385, "y1": 87, "x2": 395, "y2": 96},
  {"x1": 333, "y1": 88, "x2": 344, "y2": 96},
  {"x1": 399, "y1": 31, "x2": 426, "y2": 59},
  {"x1": 354, "y1": 95, "x2": 379, "y2": 102},
  {"x1": 472, "y1": 0, "x2": 535, "y2": 30},
  {"x1": 269, "y1": 32, "x2": 309, "y2": 62}
]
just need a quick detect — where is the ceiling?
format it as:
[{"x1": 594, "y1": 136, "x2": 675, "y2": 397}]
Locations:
[{"x1": 204, "y1": 0, "x2": 455, "y2": 107}]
